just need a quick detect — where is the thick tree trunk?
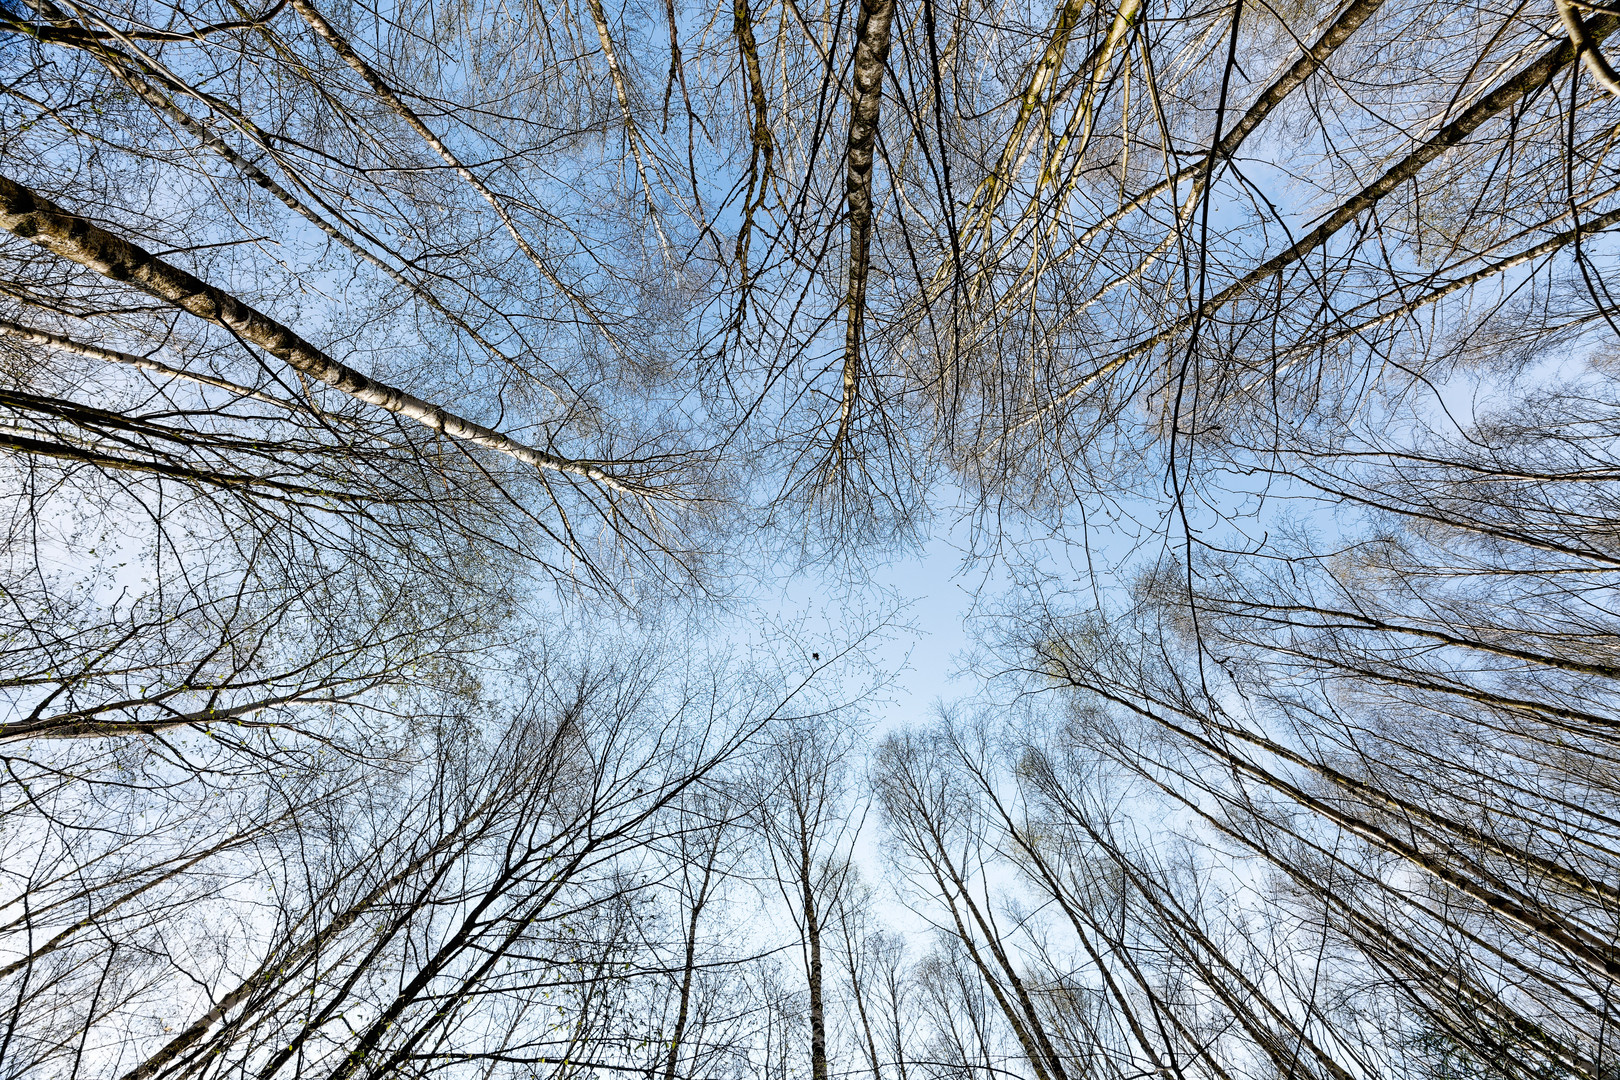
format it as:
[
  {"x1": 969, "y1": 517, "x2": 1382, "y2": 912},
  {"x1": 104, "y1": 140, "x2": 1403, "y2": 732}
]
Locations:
[
  {"x1": 833, "y1": 0, "x2": 896, "y2": 460},
  {"x1": 0, "y1": 175, "x2": 647, "y2": 495}
]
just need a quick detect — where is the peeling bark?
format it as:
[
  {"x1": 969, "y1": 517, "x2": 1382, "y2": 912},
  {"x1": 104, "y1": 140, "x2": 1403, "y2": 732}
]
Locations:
[{"x1": 834, "y1": 0, "x2": 896, "y2": 462}]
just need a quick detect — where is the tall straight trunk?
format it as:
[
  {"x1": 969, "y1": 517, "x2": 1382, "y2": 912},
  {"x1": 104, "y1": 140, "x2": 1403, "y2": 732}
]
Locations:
[
  {"x1": 663, "y1": 862, "x2": 714, "y2": 1080},
  {"x1": 832, "y1": 0, "x2": 896, "y2": 460},
  {"x1": 800, "y1": 839, "x2": 829, "y2": 1080},
  {"x1": 837, "y1": 911, "x2": 885, "y2": 1080}
]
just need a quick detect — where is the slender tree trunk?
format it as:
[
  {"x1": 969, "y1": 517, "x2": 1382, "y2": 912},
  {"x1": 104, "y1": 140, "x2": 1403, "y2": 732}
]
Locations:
[
  {"x1": 800, "y1": 838, "x2": 829, "y2": 1080},
  {"x1": 663, "y1": 862, "x2": 713, "y2": 1080}
]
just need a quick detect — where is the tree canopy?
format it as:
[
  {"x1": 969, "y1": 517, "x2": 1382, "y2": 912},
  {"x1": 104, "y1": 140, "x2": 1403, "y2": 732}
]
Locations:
[{"x1": 3, "y1": 0, "x2": 1620, "y2": 1077}]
